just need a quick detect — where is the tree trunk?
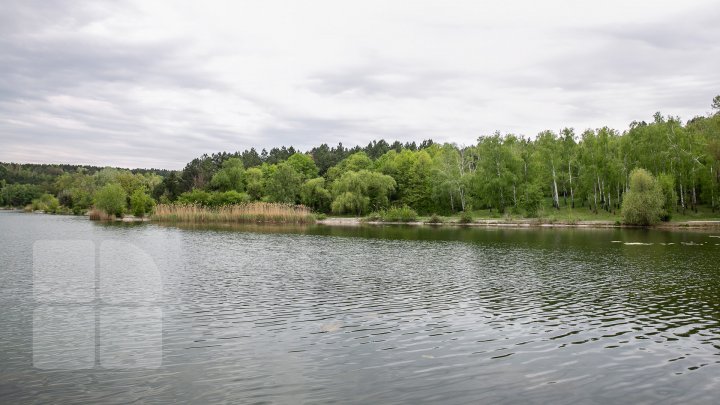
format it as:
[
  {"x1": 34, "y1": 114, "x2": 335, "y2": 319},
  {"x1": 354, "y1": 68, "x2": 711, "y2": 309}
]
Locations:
[
  {"x1": 569, "y1": 163, "x2": 575, "y2": 209},
  {"x1": 593, "y1": 181, "x2": 598, "y2": 213},
  {"x1": 497, "y1": 162, "x2": 504, "y2": 213},
  {"x1": 551, "y1": 163, "x2": 560, "y2": 210},
  {"x1": 680, "y1": 182, "x2": 686, "y2": 214}
]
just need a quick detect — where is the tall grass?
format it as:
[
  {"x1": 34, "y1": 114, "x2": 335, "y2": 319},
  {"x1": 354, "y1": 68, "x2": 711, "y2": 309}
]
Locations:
[
  {"x1": 88, "y1": 208, "x2": 115, "y2": 221},
  {"x1": 152, "y1": 202, "x2": 315, "y2": 224}
]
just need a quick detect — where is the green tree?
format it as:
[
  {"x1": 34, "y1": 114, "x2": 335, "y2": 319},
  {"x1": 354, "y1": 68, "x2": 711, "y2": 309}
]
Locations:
[
  {"x1": 325, "y1": 152, "x2": 373, "y2": 181},
  {"x1": 265, "y1": 163, "x2": 302, "y2": 203},
  {"x1": 0, "y1": 183, "x2": 42, "y2": 207},
  {"x1": 535, "y1": 130, "x2": 562, "y2": 209},
  {"x1": 475, "y1": 134, "x2": 517, "y2": 213},
  {"x1": 94, "y1": 183, "x2": 127, "y2": 217},
  {"x1": 520, "y1": 182, "x2": 544, "y2": 218},
  {"x1": 300, "y1": 177, "x2": 332, "y2": 212},
  {"x1": 621, "y1": 168, "x2": 664, "y2": 225},
  {"x1": 331, "y1": 191, "x2": 369, "y2": 215},
  {"x1": 286, "y1": 153, "x2": 319, "y2": 181},
  {"x1": 210, "y1": 158, "x2": 245, "y2": 192},
  {"x1": 431, "y1": 144, "x2": 467, "y2": 213},
  {"x1": 656, "y1": 173, "x2": 677, "y2": 221},
  {"x1": 130, "y1": 189, "x2": 156, "y2": 217},
  {"x1": 331, "y1": 170, "x2": 396, "y2": 214},
  {"x1": 245, "y1": 167, "x2": 264, "y2": 200}
]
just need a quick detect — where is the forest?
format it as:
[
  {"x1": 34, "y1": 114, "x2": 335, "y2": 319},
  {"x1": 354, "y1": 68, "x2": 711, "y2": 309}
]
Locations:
[{"x1": 2, "y1": 99, "x2": 720, "y2": 222}]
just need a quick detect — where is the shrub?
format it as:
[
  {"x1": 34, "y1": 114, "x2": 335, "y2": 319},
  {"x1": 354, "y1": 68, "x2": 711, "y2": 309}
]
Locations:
[
  {"x1": 177, "y1": 189, "x2": 212, "y2": 206},
  {"x1": 520, "y1": 183, "x2": 544, "y2": 218},
  {"x1": 426, "y1": 213, "x2": 444, "y2": 224},
  {"x1": 130, "y1": 189, "x2": 156, "y2": 217},
  {"x1": 94, "y1": 183, "x2": 127, "y2": 218},
  {"x1": 364, "y1": 211, "x2": 383, "y2": 222},
  {"x1": 622, "y1": 168, "x2": 664, "y2": 226},
  {"x1": 459, "y1": 211, "x2": 474, "y2": 224},
  {"x1": 209, "y1": 190, "x2": 250, "y2": 207},
  {"x1": 31, "y1": 193, "x2": 60, "y2": 213},
  {"x1": 382, "y1": 206, "x2": 418, "y2": 222}
]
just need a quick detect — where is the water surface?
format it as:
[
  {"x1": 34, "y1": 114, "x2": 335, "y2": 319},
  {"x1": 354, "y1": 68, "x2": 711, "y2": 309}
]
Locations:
[{"x1": 1, "y1": 211, "x2": 719, "y2": 404}]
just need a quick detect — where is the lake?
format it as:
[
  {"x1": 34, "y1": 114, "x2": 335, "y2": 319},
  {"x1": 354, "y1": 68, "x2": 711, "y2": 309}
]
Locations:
[{"x1": 1, "y1": 211, "x2": 719, "y2": 404}]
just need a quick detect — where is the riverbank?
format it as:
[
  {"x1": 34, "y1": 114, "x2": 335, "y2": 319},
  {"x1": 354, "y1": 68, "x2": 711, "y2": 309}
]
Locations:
[
  {"x1": 316, "y1": 217, "x2": 720, "y2": 229},
  {"x1": 7, "y1": 208, "x2": 720, "y2": 229}
]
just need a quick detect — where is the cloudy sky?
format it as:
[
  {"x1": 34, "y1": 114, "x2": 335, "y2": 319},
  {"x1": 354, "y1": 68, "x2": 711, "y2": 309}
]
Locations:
[{"x1": 1, "y1": 0, "x2": 718, "y2": 169}]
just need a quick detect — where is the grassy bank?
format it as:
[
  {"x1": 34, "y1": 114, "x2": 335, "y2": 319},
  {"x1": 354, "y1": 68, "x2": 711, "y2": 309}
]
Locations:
[
  {"x1": 317, "y1": 202, "x2": 720, "y2": 228},
  {"x1": 152, "y1": 202, "x2": 315, "y2": 224},
  {"x1": 454, "y1": 204, "x2": 720, "y2": 224}
]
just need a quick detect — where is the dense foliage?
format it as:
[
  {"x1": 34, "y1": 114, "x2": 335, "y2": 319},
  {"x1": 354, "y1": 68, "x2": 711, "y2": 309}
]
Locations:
[
  {"x1": 621, "y1": 169, "x2": 665, "y2": 225},
  {"x1": 2, "y1": 98, "x2": 720, "y2": 220}
]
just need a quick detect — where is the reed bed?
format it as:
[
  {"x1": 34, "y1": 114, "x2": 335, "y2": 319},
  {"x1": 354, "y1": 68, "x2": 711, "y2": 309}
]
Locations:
[
  {"x1": 88, "y1": 208, "x2": 115, "y2": 221},
  {"x1": 152, "y1": 202, "x2": 315, "y2": 224}
]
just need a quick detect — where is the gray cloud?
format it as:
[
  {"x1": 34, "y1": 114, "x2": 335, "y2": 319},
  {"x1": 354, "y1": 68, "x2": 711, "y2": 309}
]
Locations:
[{"x1": 0, "y1": 0, "x2": 718, "y2": 169}]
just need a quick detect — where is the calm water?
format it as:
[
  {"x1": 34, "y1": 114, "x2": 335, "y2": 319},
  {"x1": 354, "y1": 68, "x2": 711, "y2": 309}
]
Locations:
[{"x1": 1, "y1": 211, "x2": 719, "y2": 404}]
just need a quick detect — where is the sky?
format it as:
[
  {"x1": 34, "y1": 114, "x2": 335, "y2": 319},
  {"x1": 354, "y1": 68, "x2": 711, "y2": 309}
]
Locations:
[{"x1": 1, "y1": 0, "x2": 719, "y2": 170}]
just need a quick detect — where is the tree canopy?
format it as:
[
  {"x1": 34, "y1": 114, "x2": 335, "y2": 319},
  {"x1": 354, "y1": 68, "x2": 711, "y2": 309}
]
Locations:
[{"x1": 3, "y1": 97, "x2": 720, "y2": 220}]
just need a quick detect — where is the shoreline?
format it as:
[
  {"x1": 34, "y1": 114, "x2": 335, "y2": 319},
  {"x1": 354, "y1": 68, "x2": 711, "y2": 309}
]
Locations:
[
  {"x1": 316, "y1": 217, "x2": 720, "y2": 229},
  {"x1": 5, "y1": 209, "x2": 720, "y2": 229}
]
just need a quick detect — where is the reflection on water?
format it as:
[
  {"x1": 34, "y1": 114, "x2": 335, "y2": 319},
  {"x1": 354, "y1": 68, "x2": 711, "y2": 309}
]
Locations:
[{"x1": 1, "y1": 211, "x2": 719, "y2": 404}]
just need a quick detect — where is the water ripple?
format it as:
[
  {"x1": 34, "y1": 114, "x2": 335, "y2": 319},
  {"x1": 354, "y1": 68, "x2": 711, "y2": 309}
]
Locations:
[{"x1": 1, "y1": 213, "x2": 719, "y2": 403}]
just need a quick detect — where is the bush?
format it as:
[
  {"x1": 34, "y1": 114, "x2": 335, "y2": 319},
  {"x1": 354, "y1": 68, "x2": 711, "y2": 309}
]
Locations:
[
  {"x1": 209, "y1": 190, "x2": 250, "y2": 207},
  {"x1": 622, "y1": 168, "x2": 664, "y2": 226},
  {"x1": 94, "y1": 183, "x2": 127, "y2": 217},
  {"x1": 459, "y1": 211, "x2": 474, "y2": 224},
  {"x1": 364, "y1": 211, "x2": 383, "y2": 222},
  {"x1": 130, "y1": 189, "x2": 156, "y2": 217},
  {"x1": 520, "y1": 183, "x2": 544, "y2": 218},
  {"x1": 177, "y1": 189, "x2": 212, "y2": 206},
  {"x1": 31, "y1": 193, "x2": 60, "y2": 213},
  {"x1": 426, "y1": 213, "x2": 444, "y2": 224},
  {"x1": 382, "y1": 205, "x2": 418, "y2": 222}
]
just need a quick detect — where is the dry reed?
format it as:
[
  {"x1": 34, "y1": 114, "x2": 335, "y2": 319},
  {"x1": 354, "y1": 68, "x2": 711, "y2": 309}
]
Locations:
[
  {"x1": 88, "y1": 208, "x2": 115, "y2": 221},
  {"x1": 152, "y1": 202, "x2": 315, "y2": 224}
]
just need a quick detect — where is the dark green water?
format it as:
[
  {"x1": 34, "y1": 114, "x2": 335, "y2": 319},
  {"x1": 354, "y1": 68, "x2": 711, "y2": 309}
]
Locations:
[{"x1": 1, "y1": 211, "x2": 719, "y2": 404}]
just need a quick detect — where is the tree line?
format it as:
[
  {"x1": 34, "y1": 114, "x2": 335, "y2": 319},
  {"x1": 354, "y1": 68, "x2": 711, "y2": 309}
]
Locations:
[{"x1": 2, "y1": 97, "x2": 719, "y2": 219}]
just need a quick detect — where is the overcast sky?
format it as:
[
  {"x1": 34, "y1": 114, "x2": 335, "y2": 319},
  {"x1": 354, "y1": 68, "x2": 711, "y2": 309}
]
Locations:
[{"x1": 1, "y1": 0, "x2": 719, "y2": 169}]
